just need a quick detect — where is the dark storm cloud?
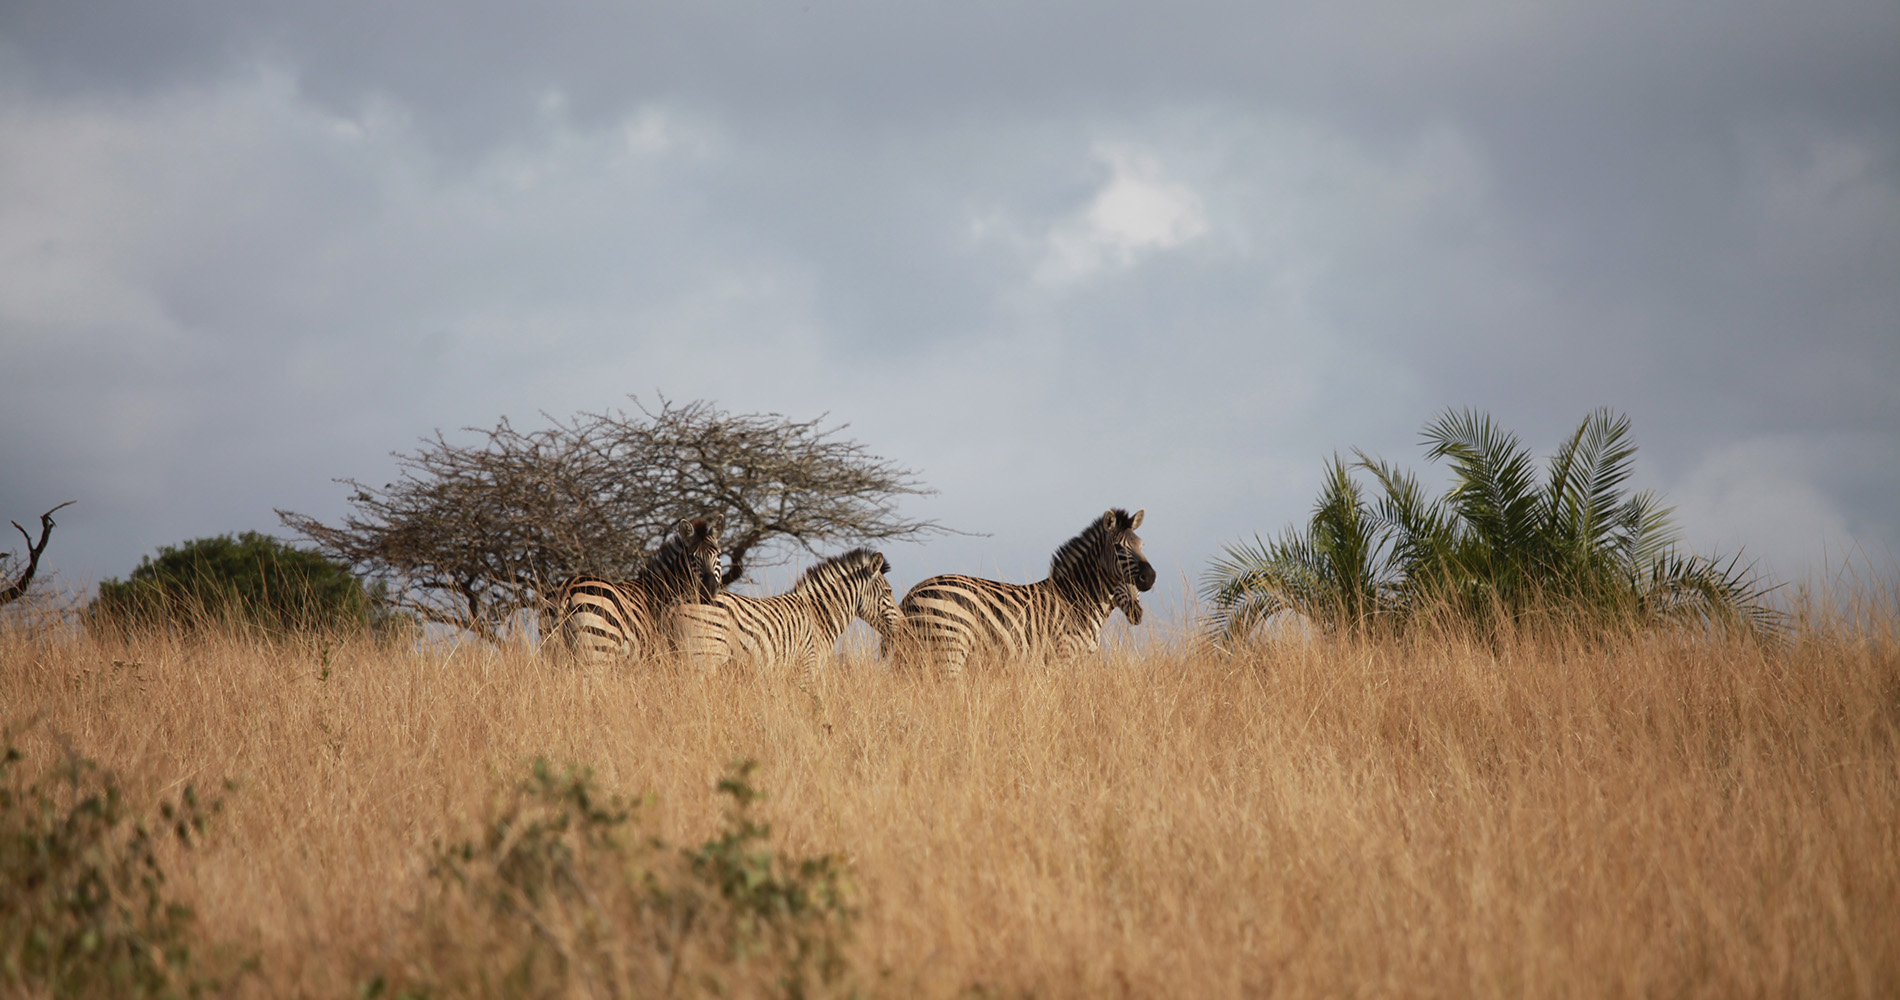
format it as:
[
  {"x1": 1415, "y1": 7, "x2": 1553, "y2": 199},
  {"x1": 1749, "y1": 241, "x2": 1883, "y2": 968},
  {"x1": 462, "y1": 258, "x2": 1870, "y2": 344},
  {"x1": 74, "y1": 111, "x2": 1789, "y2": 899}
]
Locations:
[
  {"x1": 11, "y1": 3, "x2": 1897, "y2": 131},
  {"x1": 1, "y1": 0, "x2": 1895, "y2": 602}
]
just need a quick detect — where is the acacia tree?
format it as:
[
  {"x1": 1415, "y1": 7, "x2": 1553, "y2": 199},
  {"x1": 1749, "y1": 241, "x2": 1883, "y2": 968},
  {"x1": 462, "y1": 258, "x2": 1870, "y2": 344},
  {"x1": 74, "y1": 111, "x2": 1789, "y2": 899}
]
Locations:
[
  {"x1": 1, "y1": 502, "x2": 75, "y2": 608},
  {"x1": 278, "y1": 398, "x2": 946, "y2": 641}
]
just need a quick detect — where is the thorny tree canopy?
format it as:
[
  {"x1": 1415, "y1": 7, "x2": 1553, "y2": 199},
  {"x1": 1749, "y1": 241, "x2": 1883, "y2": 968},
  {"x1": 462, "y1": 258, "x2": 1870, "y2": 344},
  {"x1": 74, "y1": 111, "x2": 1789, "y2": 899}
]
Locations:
[{"x1": 277, "y1": 399, "x2": 945, "y2": 640}]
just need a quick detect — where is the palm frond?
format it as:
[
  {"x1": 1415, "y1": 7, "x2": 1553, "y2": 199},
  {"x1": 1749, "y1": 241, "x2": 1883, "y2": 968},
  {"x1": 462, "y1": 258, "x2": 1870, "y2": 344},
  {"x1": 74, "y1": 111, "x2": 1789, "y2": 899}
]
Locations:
[
  {"x1": 1200, "y1": 532, "x2": 1317, "y2": 641},
  {"x1": 1354, "y1": 449, "x2": 1464, "y2": 604},
  {"x1": 1643, "y1": 550, "x2": 1786, "y2": 637},
  {"x1": 1573, "y1": 409, "x2": 1640, "y2": 533},
  {"x1": 1545, "y1": 408, "x2": 1639, "y2": 553},
  {"x1": 1202, "y1": 457, "x2": 1399, "y2": 640},
  {"x1": 1614, "y1": 488, "x2": 1680, "y2": 568},
  {"x1": 1422, "y1": 408, "x2": 1544, "y2": 604},
  {"x1": 1310, "y1": 456, "x2": 1389, "y2": 623},
  {"x1": 1543, "y1": 414, "x2": 1591, "y2": 532}
]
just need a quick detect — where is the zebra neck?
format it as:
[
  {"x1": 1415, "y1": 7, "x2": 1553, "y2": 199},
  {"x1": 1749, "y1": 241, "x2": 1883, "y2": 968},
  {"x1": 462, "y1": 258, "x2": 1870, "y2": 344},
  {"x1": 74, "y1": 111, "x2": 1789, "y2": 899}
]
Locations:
[
  {"x1": 1041, "y1": 577, "x2": 1115, "y2": 632},
  {"x1": 1052, "y1": 574, "x2": 1118, "y2": 613},
  {"x1": 802, "y1": 592, "x2": 852, "y2": 640}
]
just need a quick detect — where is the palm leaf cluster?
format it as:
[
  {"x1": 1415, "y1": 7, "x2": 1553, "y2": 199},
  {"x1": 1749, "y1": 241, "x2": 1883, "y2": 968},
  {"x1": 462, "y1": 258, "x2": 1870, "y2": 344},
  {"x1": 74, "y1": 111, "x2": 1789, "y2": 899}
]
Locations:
[{"x1": 1203, "y1": 409, "x2": 1779, "y2": 641}]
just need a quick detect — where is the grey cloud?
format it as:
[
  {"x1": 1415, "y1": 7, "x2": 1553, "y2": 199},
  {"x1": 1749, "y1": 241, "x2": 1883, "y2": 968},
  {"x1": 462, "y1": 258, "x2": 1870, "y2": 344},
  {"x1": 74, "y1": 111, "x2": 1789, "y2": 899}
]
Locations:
[
  {"x1": 1, "y1": 0, "x2": 1895, "y2": 605},
  {"x1": 9, "y1": 3, "x2": 1896, "y2": 135}
]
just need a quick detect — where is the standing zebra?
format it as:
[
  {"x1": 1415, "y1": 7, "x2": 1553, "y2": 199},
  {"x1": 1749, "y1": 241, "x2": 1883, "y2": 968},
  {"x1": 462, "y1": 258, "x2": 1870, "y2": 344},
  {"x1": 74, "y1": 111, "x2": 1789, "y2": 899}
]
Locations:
[
  {"x1": 551, "y1": 516, "x2": 723, "y2": 664},
  {"x1": 668, "y1": 548, "x2": 901, "y2": 677},
  {"x1": 891, "y1": 508, "x2": 1155, "y2": 677}
]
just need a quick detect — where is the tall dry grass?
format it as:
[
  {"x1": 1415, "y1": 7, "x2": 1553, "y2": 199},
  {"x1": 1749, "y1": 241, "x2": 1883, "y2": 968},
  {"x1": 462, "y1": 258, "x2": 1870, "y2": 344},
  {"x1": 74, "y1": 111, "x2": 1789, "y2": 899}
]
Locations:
[{"x1": 2, "y1": 590, "x2": 1896, "y2": 998}]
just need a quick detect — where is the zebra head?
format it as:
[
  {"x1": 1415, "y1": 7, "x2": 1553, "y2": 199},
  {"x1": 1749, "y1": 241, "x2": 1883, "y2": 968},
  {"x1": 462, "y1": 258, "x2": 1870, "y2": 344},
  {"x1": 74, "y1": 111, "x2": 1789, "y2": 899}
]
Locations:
[
  {"x1": 860, "y1": 551, "x2": 903, "y2": 645},
  {"x1": 807, "y1": 547, "x2": 901, "y2": 646},
  {"x1": 647, "y1": 515, "x2": 724, "y2": 604},
  {"x1": 1106, "y1": 508, "x2": 1156, "y2": 624},
  {"x1": 1051, "y1": 508, "x2": 1155, "y2": 625}
]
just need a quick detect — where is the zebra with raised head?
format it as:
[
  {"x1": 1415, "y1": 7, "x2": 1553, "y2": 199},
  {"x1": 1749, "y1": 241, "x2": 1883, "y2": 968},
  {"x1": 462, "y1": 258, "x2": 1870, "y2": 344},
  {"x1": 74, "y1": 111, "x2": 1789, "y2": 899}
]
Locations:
[
  {"x1": 551, "y1": 516, "x2": 723, "y2": 664},
  {"x1": 890, "y1": 508, "x2": 1155, "y2": 677},
  {"x1": 667, "y1": 547, "x2": 901, "y2": 677}
]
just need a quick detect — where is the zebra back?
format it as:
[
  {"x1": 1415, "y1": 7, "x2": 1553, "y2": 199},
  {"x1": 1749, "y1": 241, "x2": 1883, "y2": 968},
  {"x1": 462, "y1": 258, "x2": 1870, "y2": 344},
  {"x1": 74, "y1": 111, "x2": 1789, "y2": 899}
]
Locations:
[
  {"x1": 553, "y1": 516, "x2": 723, "y2": 663},
  {"x1": 894, "y1": 508, "x2": 1152, "y2": 677},
  {"x1": 670, "y1": 548, "x2": 898, "y2": 675}
]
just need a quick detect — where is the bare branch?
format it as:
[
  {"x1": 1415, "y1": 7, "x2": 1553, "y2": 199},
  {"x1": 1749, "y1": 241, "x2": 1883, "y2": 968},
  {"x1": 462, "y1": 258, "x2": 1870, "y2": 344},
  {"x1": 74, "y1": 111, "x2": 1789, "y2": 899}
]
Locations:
[{"x1": 1, "y1": 501, "x2": 76, "y2": 607}]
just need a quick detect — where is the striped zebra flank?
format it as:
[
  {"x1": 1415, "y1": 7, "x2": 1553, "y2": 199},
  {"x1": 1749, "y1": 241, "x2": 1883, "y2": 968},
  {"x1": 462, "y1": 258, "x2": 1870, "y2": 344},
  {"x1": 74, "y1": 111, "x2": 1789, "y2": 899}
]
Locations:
[
  {"x1": 551, "y1": 516, "x2": 723, "y2": 664},
  {"x1": 892, "y1": 507, "x2": 1155, "y2": 677},
  {"x1": 668, "y1": 548, "x2": 900, "y2": 677}
]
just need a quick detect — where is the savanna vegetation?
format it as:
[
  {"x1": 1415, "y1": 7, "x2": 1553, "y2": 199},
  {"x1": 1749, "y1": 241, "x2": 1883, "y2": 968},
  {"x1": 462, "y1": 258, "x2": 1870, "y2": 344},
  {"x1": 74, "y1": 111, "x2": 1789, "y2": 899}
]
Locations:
[
  {"x1": 5, "y1": 406, "x2": 1893, "y2": 997},
  {"x1": 2, "y1": 587, "x2": 1895, "y2": 997}
]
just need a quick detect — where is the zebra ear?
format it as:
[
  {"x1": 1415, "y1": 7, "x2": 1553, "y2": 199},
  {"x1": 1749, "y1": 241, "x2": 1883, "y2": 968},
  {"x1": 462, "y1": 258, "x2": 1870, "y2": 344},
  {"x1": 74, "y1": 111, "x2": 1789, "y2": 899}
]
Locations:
[
  {"x1": 1101, "y1": 509, "x2": 1119, "y2": 533},
  {"x1": 877, "y1": 553, "x2": 892, "y2": 574},
  {"x1": 1129, "y1": 509, "x2": 1144, "y2": 530}
]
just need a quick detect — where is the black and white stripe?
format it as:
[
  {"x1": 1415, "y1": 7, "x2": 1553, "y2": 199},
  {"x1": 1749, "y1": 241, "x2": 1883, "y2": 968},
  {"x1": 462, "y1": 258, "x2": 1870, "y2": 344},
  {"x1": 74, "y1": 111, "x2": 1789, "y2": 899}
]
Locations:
[
  {"x1": 552, "y1": 516, "x2": 723, "y2": 664},
  {"x1": 892, "y1": 508, "x2": 1155, "y2": 676},
  {"x1": 669, "y1": 547, "x2": 900, "y2": 676}
]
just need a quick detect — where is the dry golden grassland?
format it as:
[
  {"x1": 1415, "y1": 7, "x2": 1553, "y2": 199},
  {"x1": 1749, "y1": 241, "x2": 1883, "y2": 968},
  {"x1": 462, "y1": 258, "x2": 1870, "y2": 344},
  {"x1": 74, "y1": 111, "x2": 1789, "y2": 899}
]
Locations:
[{"x1": 3, "y1": 596, "x2": 1898, "y2": 998}]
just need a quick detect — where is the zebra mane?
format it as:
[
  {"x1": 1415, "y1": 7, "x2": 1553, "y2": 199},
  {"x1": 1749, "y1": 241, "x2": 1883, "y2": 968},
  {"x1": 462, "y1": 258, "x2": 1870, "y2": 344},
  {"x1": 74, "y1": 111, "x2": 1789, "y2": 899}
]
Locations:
[
  {"x1": 633, "y1": 516, "x2": 721, "y2": 604},
  {"x1": 792, "y1": 547, "x2": 888, "y2": 593},
  {"x1": 1048, "y1": 509, "x2": 1133, "y2": 583},
  {"x1": 639, "y1": 521, "x2": 699, "y2": 578}
]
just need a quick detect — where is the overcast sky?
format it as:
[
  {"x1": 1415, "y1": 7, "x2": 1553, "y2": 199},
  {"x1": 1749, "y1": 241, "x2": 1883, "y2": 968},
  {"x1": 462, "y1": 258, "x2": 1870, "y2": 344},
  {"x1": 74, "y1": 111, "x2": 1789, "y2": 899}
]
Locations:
[{"x1": 2, "y1": 1, "x2": 1896, "y2": 625}]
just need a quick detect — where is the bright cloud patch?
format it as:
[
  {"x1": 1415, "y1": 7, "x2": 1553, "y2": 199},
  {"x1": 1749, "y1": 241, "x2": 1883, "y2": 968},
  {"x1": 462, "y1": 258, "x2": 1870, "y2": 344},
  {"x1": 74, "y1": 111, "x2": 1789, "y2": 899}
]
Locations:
[
  {"x1": 1668, "y1": 435, "x2": 1886, "y2": 584},
  {"x1": 1035, "y1": 143, "x2": 1209, "y2": 285}
]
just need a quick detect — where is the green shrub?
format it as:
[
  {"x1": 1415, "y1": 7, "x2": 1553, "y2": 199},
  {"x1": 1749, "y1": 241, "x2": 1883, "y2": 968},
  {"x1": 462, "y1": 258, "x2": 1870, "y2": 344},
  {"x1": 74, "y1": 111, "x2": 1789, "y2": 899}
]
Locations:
[
  {"x1": 90, "y1": 532, "x2": 391, "y2": 635},
  {"x1": 370, "y1": 758, "x2": 855, "y2": 1000},
  {"x1": 0, "y1": 740, "x2": 233, "y2": 998}
]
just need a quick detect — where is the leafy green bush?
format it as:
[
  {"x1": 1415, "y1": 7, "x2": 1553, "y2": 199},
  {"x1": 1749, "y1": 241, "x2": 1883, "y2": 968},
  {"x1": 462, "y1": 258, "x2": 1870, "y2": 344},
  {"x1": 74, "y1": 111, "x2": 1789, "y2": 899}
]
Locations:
[
  {"x1": 370, "y1": 758, "x2": 855, "y2": 1000},
  {"x1": 1204, "y1": 408, "x2": 1780, "y2": 640},
  {"x1": 0, "y1": 740, "x2": 233, "y2": 998},
  {"x1": 90, "y1": 532, "x2": 391, "y2": 635}
]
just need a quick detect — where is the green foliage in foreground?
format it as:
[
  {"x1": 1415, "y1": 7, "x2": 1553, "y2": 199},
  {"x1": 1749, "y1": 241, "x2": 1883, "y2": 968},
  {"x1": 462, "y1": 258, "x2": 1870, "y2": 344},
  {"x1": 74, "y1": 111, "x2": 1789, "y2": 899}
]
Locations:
[
  {"x1": 90, "y1": 532, "x2": 392, "y2": 635},
  {"x1": 0, "y1": 741, "x2": 236, "y2": 998},
  {"x1": 366, "y1": 758, "x2": 856, "y2": 1000},
  {"x1": 1203, "y1": 408, "x2": 1780, "y2": 641},
  {"x1": 1, "y1": 729, "x2": 852, "y2": 1000}
]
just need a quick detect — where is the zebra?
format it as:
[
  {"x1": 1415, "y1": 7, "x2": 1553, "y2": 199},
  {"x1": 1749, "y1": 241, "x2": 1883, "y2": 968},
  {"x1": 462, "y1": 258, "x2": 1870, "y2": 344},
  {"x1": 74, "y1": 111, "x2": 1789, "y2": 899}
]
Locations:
[
  {"x1": 667, "y1": 547, "x2": 901, "y2": 677},
  {"x1": 551, "y1": 516, "x2": 723, "y2": 664},
  {"x1": 890, "y1": 508, "x2": 1155, "y2": 677}
]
